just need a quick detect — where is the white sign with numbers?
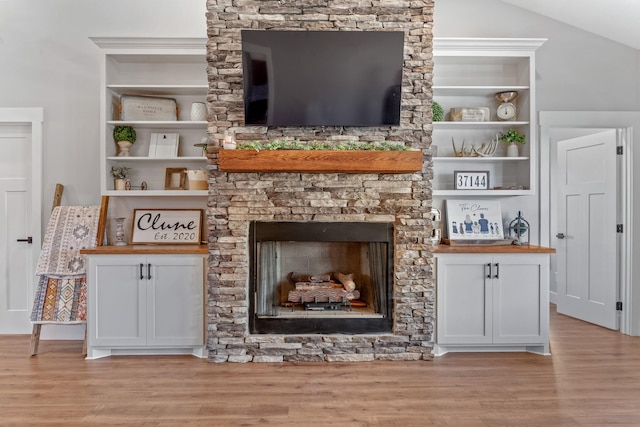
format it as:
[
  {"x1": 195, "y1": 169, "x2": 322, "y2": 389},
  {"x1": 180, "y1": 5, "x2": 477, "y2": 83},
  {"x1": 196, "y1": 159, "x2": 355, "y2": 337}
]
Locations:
[{"x1": 454, "y1": 170, "x2": 490, "y2": 190}]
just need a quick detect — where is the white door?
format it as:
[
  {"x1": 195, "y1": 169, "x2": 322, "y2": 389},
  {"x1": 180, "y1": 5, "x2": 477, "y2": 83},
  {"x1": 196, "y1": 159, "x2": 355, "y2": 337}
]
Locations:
[
  {"x1": 0, "y1": 125, "x2": 36, "y2": 333},
  {"x1": 556, "y1": 130, "x2": 618, "y2": 329},
  {"x1": 0, "y1": 108, "x2": 43, "y2": 334}
]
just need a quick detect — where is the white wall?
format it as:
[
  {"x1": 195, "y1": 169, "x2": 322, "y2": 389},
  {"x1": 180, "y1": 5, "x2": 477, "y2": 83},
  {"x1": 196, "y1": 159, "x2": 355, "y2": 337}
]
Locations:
[
  {"x1": 0, "y1": 0, "x2": 207, "y2": 218},
  {"x1": 0, "y1": 0, "x2": 207, "y2": 339},
  {"x1": 435, "y1": 0, "x2": 640, "y2": 111},
  {"x1": 2, "y1": 0, "x2": 638, "y2": 337}
]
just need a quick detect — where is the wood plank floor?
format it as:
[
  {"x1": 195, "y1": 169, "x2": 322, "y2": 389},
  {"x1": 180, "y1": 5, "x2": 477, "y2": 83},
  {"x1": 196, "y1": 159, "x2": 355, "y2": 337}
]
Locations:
[{"x1": 2, "y1": 306, "x2": 640, "y2": 426}]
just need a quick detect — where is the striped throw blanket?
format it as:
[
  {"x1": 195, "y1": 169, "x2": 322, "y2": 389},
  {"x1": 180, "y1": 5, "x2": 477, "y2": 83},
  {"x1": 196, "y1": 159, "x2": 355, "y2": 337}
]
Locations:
[{"x1": 30, "y1": 276, "x2": 86, "y2": 323}]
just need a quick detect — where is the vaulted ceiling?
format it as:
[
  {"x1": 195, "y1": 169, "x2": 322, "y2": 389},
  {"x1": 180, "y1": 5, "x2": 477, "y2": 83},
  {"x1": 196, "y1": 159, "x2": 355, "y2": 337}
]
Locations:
[{"x1": 501, "y1": 0, "x2": 640, "y2": 50}]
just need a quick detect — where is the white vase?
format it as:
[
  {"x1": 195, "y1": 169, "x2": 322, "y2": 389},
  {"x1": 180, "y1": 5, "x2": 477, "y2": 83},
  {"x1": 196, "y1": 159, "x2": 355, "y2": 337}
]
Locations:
[
  {"x1": 117, "y1": 140, "x2": 132, "y2": 157},
  {"x1": 190, "y1": 102, "x2": 207, "y2": 121},
  {"x1": 506, "y1": 142, "x2": 519, "y2": 157}
]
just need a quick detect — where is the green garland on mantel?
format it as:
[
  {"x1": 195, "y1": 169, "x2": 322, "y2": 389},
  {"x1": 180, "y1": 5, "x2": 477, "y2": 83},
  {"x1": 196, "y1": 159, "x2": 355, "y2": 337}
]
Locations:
[{"x1": 235, "y1": 140, "x2": 410, "y2": 151}]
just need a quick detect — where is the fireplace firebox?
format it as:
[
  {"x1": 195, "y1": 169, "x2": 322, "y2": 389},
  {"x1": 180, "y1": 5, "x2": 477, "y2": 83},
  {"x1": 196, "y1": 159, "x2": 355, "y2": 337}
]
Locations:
[{"x1": 249, "y1": 221, "x2": 394, "y2": 334}]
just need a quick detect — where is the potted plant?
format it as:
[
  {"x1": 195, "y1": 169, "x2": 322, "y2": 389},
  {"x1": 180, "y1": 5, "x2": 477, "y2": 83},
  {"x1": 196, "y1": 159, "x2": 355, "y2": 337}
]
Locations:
[
  {"x1": 110, "y1": 166, "x2": 131, "y2": 190},
  {"x1": 113, "y1": 125, "x2": 136, "y2": 157},
  {"x1": 498, "y1": 128, "x2": 526, "y2": 157},
  {"x1": 432, "y1": 101, "x2": 444, "y2": 122}
]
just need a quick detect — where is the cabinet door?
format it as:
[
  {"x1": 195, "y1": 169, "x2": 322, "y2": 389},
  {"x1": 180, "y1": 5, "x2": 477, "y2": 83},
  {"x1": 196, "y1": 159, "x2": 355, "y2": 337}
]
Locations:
[
  {"x1": 436, "y1": 255, "x2": 492, "y2": 344},
  {"x1": 492, "y1": 255, "x2": 547, "y2": 344},
  {"x1": 146, "y1": 255, "x2": 204, "y2": 346},
  {"x1": 89, "y1": 256, "x2": 147, "y2": 346}
]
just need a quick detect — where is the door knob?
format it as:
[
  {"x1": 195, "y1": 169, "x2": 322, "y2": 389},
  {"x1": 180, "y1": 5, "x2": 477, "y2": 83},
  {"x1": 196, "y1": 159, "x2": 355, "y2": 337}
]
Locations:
[
  {"x1": 556, "y1": 233, "x2": 565, "y2": 239},
  {"x1": 16, "y1": 236, "x2": 33, "y2": 244}
]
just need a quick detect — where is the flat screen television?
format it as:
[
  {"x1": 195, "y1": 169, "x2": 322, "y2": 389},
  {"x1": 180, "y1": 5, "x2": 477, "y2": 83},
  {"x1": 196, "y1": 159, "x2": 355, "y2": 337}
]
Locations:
[{"x1": 241, "y1": 30, "x2": 404, "y2": 127}]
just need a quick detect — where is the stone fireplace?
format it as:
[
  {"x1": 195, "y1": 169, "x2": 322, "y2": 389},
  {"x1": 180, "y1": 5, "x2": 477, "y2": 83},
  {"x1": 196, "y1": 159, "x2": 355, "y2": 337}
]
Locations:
[
  {"x1": 205, "y1": 0, "x2": 435, "y2": 362},
  {"x1": 249, "y1": 221, "x2": 394, "y2": 335}
]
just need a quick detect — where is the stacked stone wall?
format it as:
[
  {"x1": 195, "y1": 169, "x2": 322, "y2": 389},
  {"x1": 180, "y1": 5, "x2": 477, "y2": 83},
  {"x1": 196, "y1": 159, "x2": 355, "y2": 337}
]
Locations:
[{"x1": 205, "y1": 0, "x2": 435, "y2": 362}]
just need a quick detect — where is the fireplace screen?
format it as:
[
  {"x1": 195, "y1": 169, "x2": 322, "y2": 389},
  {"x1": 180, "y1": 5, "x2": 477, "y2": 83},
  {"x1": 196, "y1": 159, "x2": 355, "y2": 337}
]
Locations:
[{"x1": 250, "y1": 222, "x2": 393, "y2": 334}]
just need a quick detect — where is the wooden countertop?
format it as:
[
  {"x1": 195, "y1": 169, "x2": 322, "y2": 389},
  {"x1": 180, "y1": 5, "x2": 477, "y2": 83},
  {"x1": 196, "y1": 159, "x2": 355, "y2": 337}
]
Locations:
[
  {"x1": 81, "y1": 244, "x2": 208, "y2": 255},
  {"x1": 433, "y1": 244, "x2": 555, "y2": 254}
]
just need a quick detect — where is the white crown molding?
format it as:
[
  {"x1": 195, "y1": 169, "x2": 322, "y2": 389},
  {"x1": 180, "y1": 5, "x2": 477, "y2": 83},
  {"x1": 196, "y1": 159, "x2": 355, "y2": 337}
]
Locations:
[
  {"x1": 433, "y1": 37, "x2": 547, "y2": 54},
  {"x1": 89, "y1": 37, "x2": 206, "y2": 51}
]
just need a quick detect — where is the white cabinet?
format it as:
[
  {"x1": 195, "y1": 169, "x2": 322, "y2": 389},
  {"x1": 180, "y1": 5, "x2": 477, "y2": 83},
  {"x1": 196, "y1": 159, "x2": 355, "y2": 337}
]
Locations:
[
  {"x1": 432, "y1": 38, "x2": 546, "y2": 196},
  {"x1": 434, "y1": 251, "x2": 550, "y2": 355},
  {"x1": 91, "y1": 38, "x2": 209, "y2": 197},
  {"x1": 86, "y1": 253, "x2": 206, "y2": 359}
]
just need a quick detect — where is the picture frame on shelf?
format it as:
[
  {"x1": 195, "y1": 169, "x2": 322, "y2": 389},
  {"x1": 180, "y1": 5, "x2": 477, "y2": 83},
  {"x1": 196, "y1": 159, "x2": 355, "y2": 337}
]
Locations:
[
  {"x1": 131, "y1": 209, "x2": 203, "y2": 244},
  {"x1": 164, "y1": 167, "x2": 186, "y2": 190},
  {"x1": 444, "y1": 199, "x2": 504, "y2": 241},
  {"x1": 454, "y1": 171, "x2": 490, "y2": 190},
  {"x1": 149, "y1": 133, "x2": 179, "y2": 158}
]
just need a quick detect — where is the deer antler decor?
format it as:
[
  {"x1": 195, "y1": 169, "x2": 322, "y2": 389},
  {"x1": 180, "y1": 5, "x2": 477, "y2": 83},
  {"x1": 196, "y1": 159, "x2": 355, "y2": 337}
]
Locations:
[{"x1": 452, "y1": 136, "x2": 498, "y2": 157}]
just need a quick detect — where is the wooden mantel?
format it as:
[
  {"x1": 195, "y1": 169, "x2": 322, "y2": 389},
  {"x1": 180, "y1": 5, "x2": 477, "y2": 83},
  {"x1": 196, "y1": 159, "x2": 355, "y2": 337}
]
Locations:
[{"x1": 217, "y1": 149, "x2": 423, "y2": 173}]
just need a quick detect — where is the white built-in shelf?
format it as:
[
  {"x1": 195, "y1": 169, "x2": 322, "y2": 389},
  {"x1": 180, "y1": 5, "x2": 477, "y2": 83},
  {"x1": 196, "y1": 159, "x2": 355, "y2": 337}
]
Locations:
[
  {"x1": 431, "y1": 38, "x2": 545, "y2": 198},
  {"x1": 94, "y1": 38, "x2": 209, "y2": 201},
  {"x1": 107, "y1": 84, "x2": 208, "y2": 96},
  {"x1": 107, "y1": 120, "x2": 207, "y2": 129},
  {"x1": 433, "y1": 85, "x2": 529, "y2": 96},
  {"x1": 433, "y1": 121, "x2": 529, "y2": 130}
]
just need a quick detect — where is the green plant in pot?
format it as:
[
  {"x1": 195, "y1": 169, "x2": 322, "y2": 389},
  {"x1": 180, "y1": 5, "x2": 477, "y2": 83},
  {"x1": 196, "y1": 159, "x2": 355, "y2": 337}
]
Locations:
[
  {"x1": 110, "y1": 166, "x2": 131, "y2": 190},
  {"x1": 113, "y1": 125, "x2": 136, "y2": 157},
  {"x1": 432, "y1": 101, "x2": 444, "y2": 122},
  {"x1": 498, "y1": 128, "x2": 526, "y2": 157}
]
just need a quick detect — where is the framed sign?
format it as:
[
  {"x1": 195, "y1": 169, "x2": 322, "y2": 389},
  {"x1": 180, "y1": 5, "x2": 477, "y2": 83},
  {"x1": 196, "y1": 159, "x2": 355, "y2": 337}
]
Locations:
[
  {"x1": 444, "y1": 199, "x2": 503, "y2": 241},
  {"x1": 454, "y1": 170, "x2": 490, "y2": 190},
  {"x1": 132, "y1": 209, "x2": 202, "y2": 244}
]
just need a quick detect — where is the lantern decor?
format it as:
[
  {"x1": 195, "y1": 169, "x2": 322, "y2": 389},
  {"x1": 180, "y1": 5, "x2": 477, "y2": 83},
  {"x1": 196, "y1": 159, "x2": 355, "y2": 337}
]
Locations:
[{"x1": 508, "y1": 211, "x2": 530, "y2": 245}]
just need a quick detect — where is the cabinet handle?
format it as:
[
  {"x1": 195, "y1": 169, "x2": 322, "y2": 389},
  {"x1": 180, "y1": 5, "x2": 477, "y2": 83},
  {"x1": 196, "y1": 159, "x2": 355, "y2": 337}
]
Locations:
[
  {"x1": 486, "y1": 263, "x2": 492, "y2": 279},
  {"x1": 494, "y1": 263, "x2": 499, "y2": 279},
  {"x1": 147, "y1": 263, "x2": 152, "y2": 280},
  {"x1": 140, "y1": 263, "x2": 145, "y2": 280}
]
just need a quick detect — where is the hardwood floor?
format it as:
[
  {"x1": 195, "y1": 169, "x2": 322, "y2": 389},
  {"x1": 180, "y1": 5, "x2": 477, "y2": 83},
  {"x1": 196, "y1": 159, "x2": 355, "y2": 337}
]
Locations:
[{"x1": 2, "y1": 306, "x2": 640, "y2": 426}]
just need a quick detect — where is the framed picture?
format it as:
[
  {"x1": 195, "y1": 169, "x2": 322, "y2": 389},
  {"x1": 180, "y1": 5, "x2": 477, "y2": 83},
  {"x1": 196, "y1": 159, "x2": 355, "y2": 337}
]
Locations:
[
  {"x1": 149, "y1": 133, "x2": 179, "y2": 158},
  {"x1": 444, "y1": 199, "x2": 503, "y2": 240},
  {"x1": 131, "y1": 209, "x2": 203, "y2": 244},
  {"x1": 454, "y1": 170, "x2": 490, "y2": 190},
  {"x1": 165, "y1": 167, "x2": 186, "y2": 190}
]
